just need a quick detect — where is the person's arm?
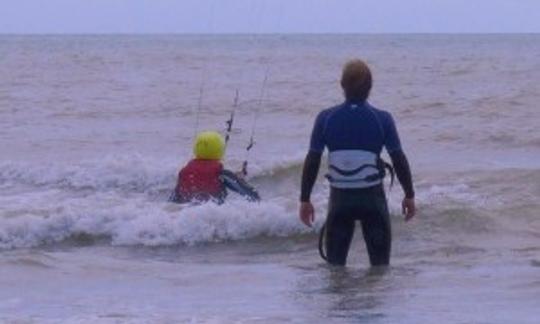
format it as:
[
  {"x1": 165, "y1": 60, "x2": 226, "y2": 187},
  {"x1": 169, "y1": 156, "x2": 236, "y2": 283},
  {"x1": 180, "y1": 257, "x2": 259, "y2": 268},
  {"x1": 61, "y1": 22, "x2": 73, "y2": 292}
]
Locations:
[
  {"x1": 299, "y1": 111, "x2": 326, "y2": 227},
  {"x1": 300, "y1": 151, "x2": 322, "y2": 203},
  {"x1": 383, "y1": 112, "x2": 416, "y2": 221},
  {"x1": 389, "y1": 150, "x2": 414, "y2": 199},
  {"x1": 299, "y1": 151, "x2": 322, "y2": 227},
  {"x1": 221, "y1": 169, "x2": 260, "y2": 202}
]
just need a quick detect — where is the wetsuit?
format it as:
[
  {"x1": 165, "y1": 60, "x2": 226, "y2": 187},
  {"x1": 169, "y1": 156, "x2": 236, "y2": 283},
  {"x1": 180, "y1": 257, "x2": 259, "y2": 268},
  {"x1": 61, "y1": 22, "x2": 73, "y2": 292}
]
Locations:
[
  {"x1": 301, "y1": 100, "x2": 414, "y2": 266},
  {"x1": 220, "y1": 170, "x2": 261, "y2": 202},
  {"x1": 171, "y1": 168, "x2": 260, "y2": 204}
]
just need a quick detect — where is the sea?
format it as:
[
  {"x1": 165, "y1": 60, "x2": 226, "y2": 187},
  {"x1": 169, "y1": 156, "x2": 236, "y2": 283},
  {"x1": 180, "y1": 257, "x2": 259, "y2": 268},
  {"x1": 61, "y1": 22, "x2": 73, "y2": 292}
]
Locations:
[{"x1": 0, "y1": 34, "x2": 539, "y2": 323}]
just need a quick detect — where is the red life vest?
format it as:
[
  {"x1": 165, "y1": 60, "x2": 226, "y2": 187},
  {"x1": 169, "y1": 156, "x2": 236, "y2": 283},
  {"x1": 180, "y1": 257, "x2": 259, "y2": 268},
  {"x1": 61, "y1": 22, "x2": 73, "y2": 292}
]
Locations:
[{"x1": 176, "y1": 159, "x2": 224, "y2": 202}]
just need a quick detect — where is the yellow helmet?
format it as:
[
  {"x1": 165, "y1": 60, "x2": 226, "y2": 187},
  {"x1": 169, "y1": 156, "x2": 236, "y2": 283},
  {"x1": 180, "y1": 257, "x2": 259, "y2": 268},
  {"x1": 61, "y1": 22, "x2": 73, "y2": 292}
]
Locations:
[{"x1": 193, "y1": 131, "x2": 225, "y2": 160}]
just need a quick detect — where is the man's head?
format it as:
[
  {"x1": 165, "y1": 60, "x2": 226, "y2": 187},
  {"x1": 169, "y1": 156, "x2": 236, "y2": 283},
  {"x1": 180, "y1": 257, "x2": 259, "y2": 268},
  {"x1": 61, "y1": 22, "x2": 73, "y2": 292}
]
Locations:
[
  {"x1": 194, "y1": 131, "x2": 225, "y2": 160},
  {"x1": 340, "y1": 59, "x2": 372, "y2": 102}
]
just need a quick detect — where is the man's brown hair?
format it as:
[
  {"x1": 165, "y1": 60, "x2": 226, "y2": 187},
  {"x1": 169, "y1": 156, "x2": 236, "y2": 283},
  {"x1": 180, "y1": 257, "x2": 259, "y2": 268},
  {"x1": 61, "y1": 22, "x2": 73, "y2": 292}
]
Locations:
[{"x1": 340, "y1": 59, "x2": 372, "y2": 102}]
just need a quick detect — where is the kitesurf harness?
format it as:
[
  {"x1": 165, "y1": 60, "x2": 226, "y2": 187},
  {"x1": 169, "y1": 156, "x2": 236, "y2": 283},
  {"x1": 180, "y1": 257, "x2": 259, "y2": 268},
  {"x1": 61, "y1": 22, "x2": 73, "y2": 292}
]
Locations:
[
  {"x1": 325, "y1": 151, "x2": 394, "y2": 189},
  {"x1": 176, "y1": 159, "x2": 224, "y2": 202}
]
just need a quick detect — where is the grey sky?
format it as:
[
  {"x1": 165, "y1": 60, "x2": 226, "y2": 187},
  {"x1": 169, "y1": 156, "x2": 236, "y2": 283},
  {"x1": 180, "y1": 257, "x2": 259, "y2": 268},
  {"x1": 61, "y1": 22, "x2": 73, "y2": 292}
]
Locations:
[{"x1": 1, "y1": 0, "x2": 539, "y2": 34}]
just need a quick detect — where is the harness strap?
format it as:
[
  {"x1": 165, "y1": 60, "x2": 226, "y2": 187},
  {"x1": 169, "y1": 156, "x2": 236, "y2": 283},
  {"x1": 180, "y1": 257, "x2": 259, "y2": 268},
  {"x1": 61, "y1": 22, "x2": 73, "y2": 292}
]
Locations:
[
  {"x1": 328, "y1": 164, "x2": 379, "y2": 176},
  {"x1": 383, "y1": 160, "x2": 395, "y2": 188},
  {"x1": 318, "y1": 222, "x2": 327, "y2": 261}
]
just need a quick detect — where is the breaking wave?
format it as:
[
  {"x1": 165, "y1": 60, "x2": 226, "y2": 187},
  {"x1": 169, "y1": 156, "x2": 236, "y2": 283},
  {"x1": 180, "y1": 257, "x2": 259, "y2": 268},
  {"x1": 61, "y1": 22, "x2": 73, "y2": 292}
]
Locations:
[
  {"x1": 0, "y1": 155, "x2": 175, "y2": 194},
  {"x1": 0, "y1": 154, "x2": 311, "y2": 249},
  {"x1": 1, "y1": 154, "x2": 536, "y2": 250}
]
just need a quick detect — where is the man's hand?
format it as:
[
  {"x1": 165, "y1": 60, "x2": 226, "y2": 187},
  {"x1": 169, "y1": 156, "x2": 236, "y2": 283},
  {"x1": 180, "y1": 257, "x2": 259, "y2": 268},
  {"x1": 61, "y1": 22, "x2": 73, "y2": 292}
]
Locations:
[
  {"x1": 299, "y1": 202, "x2": 315, "y2": 227},
  {"x1": 402, "y1": 197, "x2": 416, "y2": 221}
]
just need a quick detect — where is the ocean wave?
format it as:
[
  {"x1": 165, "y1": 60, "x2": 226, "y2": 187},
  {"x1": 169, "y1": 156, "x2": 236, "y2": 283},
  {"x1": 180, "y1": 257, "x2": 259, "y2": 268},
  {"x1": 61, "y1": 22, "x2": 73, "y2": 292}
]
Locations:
[
  {"x1": 0, "y1": 153, "x2": 306, "y2": 194},
  {"x1": 0, "y1": 154, "x2": 314, "y2": 249},
  {"x1": 0, "y1": 155, "x2": 174, "y2": 194},
  {"x1": 0, "y1": 195, "x2": 313, "y2": 250},
  {"x1": 2, "y1": 155, "x2": 538, "y2": 250},
  {"x1": 0, "y1": 177, "x2": 500, "y2": 250}
]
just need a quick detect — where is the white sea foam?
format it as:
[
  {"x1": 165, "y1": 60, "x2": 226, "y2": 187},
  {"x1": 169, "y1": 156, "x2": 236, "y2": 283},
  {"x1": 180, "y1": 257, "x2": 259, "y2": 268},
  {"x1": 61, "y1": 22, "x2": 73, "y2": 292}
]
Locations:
[
  {"x1": 0, "y1": 158, "x2": 492, "y2": 250},
  {"x1": 0, "y1": 153, "x2": 325, "y2": 249},
  {"x1": 0, "y1": 152, "x2": 519, "y2": 250},
  {"x1": 0, "y1": 154, "x2": 174, "y2": 193}
]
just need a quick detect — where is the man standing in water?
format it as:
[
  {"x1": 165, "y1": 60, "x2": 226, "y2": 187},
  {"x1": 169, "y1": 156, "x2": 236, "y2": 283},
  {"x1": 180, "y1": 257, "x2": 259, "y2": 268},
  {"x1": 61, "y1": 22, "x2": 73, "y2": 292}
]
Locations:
[{"x1": 299, "y1": 59, "x2": 415, "y2": 266}]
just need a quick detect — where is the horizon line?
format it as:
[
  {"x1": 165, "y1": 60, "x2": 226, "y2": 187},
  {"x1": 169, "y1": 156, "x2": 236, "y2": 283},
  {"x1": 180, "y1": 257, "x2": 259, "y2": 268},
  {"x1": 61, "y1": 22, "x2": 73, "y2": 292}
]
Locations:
[{"x1": 1, "y1": 31, "x2": 540, "y2": 36}]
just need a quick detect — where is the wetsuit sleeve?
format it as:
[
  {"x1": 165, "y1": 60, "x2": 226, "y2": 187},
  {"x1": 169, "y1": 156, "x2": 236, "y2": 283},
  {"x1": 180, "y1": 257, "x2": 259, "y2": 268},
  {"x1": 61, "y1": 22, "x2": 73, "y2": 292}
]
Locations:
[
  {"x1": 221, "y1": 170, "x2": 260, "y2": 202},
  {"x1": 389, "y1": 150, "x2": 415, "y2": 199},
  {"x1": 300, "y1": 151, "x2": 322, "y2": 202},
  {"x1": 309, "y1": 111, "x2": 327, "y2": 153},
  {"x1": 382, "y1": 112, "x2": 402, "y2": 154}
]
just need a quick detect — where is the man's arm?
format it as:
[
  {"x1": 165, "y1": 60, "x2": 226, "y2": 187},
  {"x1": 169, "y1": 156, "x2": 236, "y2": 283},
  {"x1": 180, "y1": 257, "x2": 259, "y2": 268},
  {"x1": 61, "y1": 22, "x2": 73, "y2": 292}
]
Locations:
[
  {"x1": 300, "y1": 151, "x2": 322, "y2": 202},
  {"x1": 389, "y1": 150, "x2": 414, "y2": 199},
  {"x1": 382, "y1": 111, "x2": 415, "y2": 220},
  {"x1": 389, "y1": 150, "x2": 416, "y2": 221},
  {"x1": 299, "y1": 110, "x2": 326, "y2": 227},
  {"x1": 299, "y1": 151, "x2": 322, "y2": 227}
]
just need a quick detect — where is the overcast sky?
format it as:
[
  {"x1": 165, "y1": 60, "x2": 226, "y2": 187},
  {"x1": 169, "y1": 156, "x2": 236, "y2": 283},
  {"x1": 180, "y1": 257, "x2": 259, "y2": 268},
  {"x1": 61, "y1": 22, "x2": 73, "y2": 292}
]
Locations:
[{"x1": 1, "y1": 0, "x2": 539, "y2": 34}]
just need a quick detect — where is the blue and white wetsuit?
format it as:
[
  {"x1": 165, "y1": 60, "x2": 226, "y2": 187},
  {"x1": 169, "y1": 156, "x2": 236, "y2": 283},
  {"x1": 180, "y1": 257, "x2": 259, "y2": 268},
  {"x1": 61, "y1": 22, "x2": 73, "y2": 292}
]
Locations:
[{"x1": 301, "y1": 100, "x2": 414, "y2": 266}]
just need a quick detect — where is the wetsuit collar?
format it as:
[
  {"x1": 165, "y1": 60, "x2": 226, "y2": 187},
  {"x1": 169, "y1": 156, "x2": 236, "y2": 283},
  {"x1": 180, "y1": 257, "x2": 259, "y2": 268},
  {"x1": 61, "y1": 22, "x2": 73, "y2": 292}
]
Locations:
[{"x1": 344, "y1": 99, "x2": 367, "y2": 109}]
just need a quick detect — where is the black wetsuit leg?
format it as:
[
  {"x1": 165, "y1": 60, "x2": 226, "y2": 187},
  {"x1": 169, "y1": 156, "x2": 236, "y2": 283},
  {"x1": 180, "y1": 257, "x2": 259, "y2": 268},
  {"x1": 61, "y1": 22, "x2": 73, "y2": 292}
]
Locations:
[
  {"x1": 325, "y1": 193, "x2": 356, "y2": 265},
  {"x1": 324, "y1": 185, "x2": 391, "y2": 266},
  {"x1": 359, "y1": 189, "x2": 391, "y2": 266}
]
